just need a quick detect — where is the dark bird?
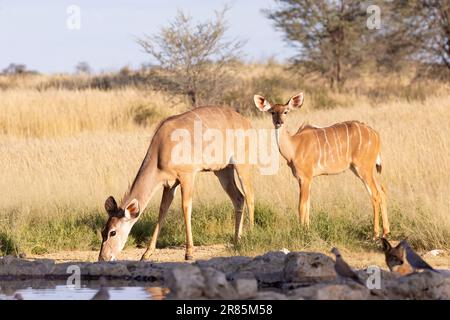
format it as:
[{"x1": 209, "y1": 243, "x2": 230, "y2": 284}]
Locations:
[
  {"x1": 399, "y1": 240, "x2": 438, "y2": 273},
  {"x1": 331, "y1": 247, "x2": 365, "y2": 286}
]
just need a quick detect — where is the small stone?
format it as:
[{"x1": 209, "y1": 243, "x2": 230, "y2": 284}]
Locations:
[
  {"x1": 166, "y1": 265, "x2": 205, "y2": 299},
  {"x1": 288, "y1": 284, "x2": 328, "y2": 300},
  {"x1": 241, "y1": 251, "x2": 287, "y2": 274},
  {"x1": 232, "y1": 278, "x2": 258, "y2": 299},
  {"x1": 87, "y1": 262, "x2": 131, "y2": 278},
  {"x1": 423, "y1": 249, "x2": 445, "y2": 257},
  {"x1": 202, "y1": 267, "x2": 237, "y2": 299},
  {"x1": 36, "y1": 259, "x2": 55, "y2": 271},
  {"x1": 252, "y1": 291, "x2": 288, "y2": 300},
  {"x1": 283, "y1": 252, "x2": 336, "y2": 283},
  {"x1": 315, "y1": 284, "x2": 370, "y2": 300},
  {"x1": 436, "y1": 278, "x2": 450, "y2": 299},
  {"x1": 195, "y1": 256, "x2": 252, "y2": 274},
  {"x1": 0, "y1": 255, "x2": 18, "y2": 265},
  {"x1": 386, "y1": 270, "x2": 446, "y2": 299}
]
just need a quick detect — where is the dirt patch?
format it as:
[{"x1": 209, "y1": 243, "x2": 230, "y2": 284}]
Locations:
[{"x1": 27, "y1": 244, "x2": 230, "y2": 263}]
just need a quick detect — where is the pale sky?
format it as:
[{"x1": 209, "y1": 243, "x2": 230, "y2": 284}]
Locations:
[{"x1": 0, "y1": 0, "x2": 296, "y2": 74}]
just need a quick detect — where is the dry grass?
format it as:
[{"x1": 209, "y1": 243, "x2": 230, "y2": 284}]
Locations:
[
  {"x1": 0, "y1": 66, "x2": 449, "y2": 256},
  {"x1": 0, "y1": 88, "x2": 185, "y2": 137}
]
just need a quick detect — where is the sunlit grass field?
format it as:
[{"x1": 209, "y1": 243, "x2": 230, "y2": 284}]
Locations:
[{"x1": 1, "y1": 65, "x2": 449, "y2": 256}]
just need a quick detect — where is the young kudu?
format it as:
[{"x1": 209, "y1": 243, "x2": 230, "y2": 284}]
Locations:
[
  {"x1": 253, "y1": 92, "x2": 389, "y2": 239},
  {"x1": 99, "y1": 106, "x2": 255, "y2": 261}
]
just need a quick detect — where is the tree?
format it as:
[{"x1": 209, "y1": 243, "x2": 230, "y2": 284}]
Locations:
[
  {"x1": 266, "y1": 0, "x2": 368, "y2": 89},
  {"x1": 137, "y1": 7, "x2": 244, "y2": 106},
  {"x1": 2, "y1": 63, "x2": 27, "y2": 75},
  {"x1": 75, "y1": 61, "x2": 92, "y2": 74},
  {"x1": 388, "y1": 0, "x2": 450, "y2": 69}
]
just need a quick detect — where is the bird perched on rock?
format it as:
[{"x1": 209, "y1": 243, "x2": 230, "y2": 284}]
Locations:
[
  {"x1": 399, "y1": 240, "x2": 438, "y2": 273},
  {"x1": 381, "y1": 238, "x2": 437, "y2": 275},
  {"x1": 331, "y1": 247, "x2": 365, "y2": 286}
]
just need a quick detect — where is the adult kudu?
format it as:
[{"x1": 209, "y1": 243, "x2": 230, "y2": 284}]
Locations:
[
  {"x1": 253, "y1": 92, "x2": 389, "y2": 239},
  {"x1": 98, "y1": 106, "x2": 255, "y2": 261}
]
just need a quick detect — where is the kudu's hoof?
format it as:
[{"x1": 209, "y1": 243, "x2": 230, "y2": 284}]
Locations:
[
  {"x1": 185, "y1": 254, "x2": 194, "y2": 261},
  {"x1": 140, "y1": 251, "x2": 153, "y2": 261},
  {"x1": 373, "y1": 233, "x2": 390, "y2": 241}
]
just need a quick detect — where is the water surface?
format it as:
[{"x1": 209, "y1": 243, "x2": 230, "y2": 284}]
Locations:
[{"x1": 0, "y1": 280, "x2": 168, "y2": 300}]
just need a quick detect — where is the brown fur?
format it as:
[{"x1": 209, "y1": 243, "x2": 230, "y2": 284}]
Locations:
[
  {"x1": 254, "y1": 93, "x2": 390, "y2": 238},
  {"x1": 99, "y1": 106, "x2": 255, "y2": 261}
]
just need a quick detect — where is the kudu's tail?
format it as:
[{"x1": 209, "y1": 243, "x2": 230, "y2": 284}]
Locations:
[{"x1": 376, "y1": 153, "x2": 382, "y2": 174}]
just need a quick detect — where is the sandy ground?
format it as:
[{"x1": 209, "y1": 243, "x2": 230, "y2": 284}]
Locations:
[
  {"x1": 27, "y1": 244, "x2": 450, "y2": 271},
  {"x1": 28, "y1": 244, "x2": 230, "y2": 263}
]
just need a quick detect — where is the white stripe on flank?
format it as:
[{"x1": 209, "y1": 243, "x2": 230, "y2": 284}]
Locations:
[
  {"x1": 355, "y1": 122, "x2": 362, "y2": 152},
  {"x1": 364, "y1": 126, "x2": 371, "y2": 157},
  {"x1": 344, "y1": 123, "x2": 350, "y2": 160},
  {"x1": 191, "y1": 110, "x2": 211, "y2": 129},
  {"x1": 332, "y1": 126, "x2": 341, "y2": 161},
  {"x1": 314, "y1": 130, "x2": 323, "y2": 170},
  {"x1": 210, "y1": 107, "x2": 222, "y2": 128},
  {"x1": 322, "y1": 128, "x2": 332, "y2": 164},
  {"x1": 216, "y1": 107, "x2": 225, "y2": 118}
]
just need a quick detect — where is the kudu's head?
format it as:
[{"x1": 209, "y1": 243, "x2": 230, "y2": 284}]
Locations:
[
  {"x1": 98, "y1": 196, "x2": 141, "y2": 261},
  {"x1": 253, "y1": 92, "x2": 304, "y2": 128}
]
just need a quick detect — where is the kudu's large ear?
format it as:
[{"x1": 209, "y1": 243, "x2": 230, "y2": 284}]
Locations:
[
  {"x1": 287, "y1": 92, "x2": 304, "y2": 109},
  {"x1": 105, "y1": 196, "x2": 118, "y2": 216},
  {"x1": 253, "y1": 95, "x2": 271, "y2": 112},
  {"x1": 124, "y1": 199, "x2": 140, "y2": 220}
]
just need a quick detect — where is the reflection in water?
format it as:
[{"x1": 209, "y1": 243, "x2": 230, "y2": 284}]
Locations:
[
  {"x1": 0, "y1": 281, "x2": 168, "y2": 300},
  {"x1": 90, "y1": 286, "x2": 110, "y2": 300},
  {"x1": 90, "y1": 277, "x2": 110, "y2": 300},
  {"x1": 145, "y1": 287, "x2": 170, "y2": 300}
]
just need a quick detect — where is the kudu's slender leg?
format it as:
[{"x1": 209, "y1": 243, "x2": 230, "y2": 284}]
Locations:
[
  {"x1": 141, "y1": 181, "x2": 179, "y2": 261},
  {"x1": 234, "y1": 165, "x2": 255, "y2": 230},
  {"x1": 351, "y1": 165, "x2": 381, "y2": 239},
  {"x1": 179, "y1": 173, "x2": 196, "y2": 260},
  {"x1": 214, "y1": 167, "x2": 245, "y2": 242},
  {"x1": 298, "y1": 177, "x2": 312, "y2": 227},
  {"x1": 375, "y1": 180, "x2": 389, "y2": 237}
]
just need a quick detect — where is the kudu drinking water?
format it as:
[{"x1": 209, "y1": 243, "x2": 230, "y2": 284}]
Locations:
[
  {"x1": 98, "y1": 106, "x2": 255, "y2": 261},
  {"x1": 253, "y1": 92, "x2": 389, "y2": 239}
]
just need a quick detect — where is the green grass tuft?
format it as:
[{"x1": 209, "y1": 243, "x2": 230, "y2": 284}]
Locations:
[
  {"x1": 0, "y1": 229, "x2": 20, "y2": 256},
  {"x1": 0, "y1": 200, "x2": 449, "y2": 256}
]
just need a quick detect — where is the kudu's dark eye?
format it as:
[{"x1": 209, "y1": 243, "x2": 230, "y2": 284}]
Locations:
[
  {"x1": 283, "y1": 111, "x2": 288, "y2": 114},
  {"x1": 109, "y1": 230, "x2": 116, "y2": 237}
]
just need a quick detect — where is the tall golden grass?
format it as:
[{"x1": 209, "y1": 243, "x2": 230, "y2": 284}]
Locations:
[
  {"x1": 0, "y1": 88, "x2": 186, "y2": 137},
  {"x1": 0, "y1": 67, "x2": 449, "y2": 255}
]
